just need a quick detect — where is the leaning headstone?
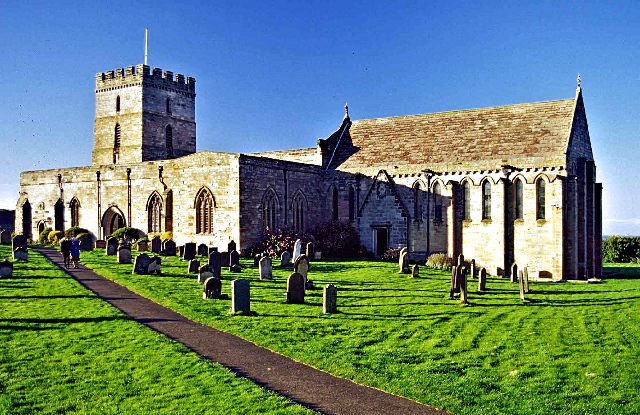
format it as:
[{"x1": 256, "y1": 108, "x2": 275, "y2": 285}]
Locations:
[
  {"x1": 323, "y1": 284, "x2": 337, "y2": 314},
  {"x1": 208, "y1": 251, "x2": 221, "y2": 278},
  {"x1": 412, "y1": 264, "x2": 419, "y2": 278},
  {"x1": 94, "y1": 240, "x2": 106, "y2": 249},
  {"x1": 198, "y1": 265, "x2": 213, "y2": 283},
  {"x1": 286, "y1": 272, "x2": 305, "y2": 304},
  {"x1": 203, "y1": 277, "x2": 222, "y2": 299},
  {"x1": 188, "y1": 259, "x2": 200, "y2": 274},
  {"x1": 117, "y1": 246, "x2": 132, "y2": 264},
  {"x1": 12, "y1": 235, "x2": 27, "y2": 251},
  {"x1": 231, "y1": 279, "x2": 250, "y2": 313},
  {"x1": 0, "y1": 260, "x2": 13, "y2": 277},
  {"x1": 220, "y1": 251, "x2": 229, "y2": 267},
  {"x1": 163, "y1": 240, "x2": 176, "y2": 256},
  {"x1": 151, "y1": 236, "x2": 161, "y2": 253},
  {"x1": 106, "y1": 237, "x2": 118, "y2": 255},
  {"x1": 0, "y1": 230, "x2": 11, "y2": 245},
  {"x1": 293, "y1": 239, "x2": 302, "y2": 262},
  {"x1": 280, "y1": 251, "x2": 291, "y2": 267},
  {"x1": 227, "y1": 240, "x2": 237, "y2": 254},
  {"x1": 518, "y1": 270, "x2": 526, "y2": 301},
  {"x1": 183, "y1": 243, "x2": 196, "y2": 261},
  {"x1": 294, "y1": 254, "x2": 310, "y2": 281},
  {"x1": 478, "y1": 268, "x2": 487, "y2": 291},
  {"x1": 197, "y1": 243, "x2": 208, "y2": 257},
  {"x1": 148, "y1": 256, "x2": 162, "y2": 274},
  {"x1": 460, "y1": 266, "x2": 468, "y2": 304},
  {"x1": 523, "y1": 266, "x2": 530, "y2": 293},
  {"x1": 259, "y1": 256, "x2": 272, "y2": 280},
  {"x1": 133, "y1": 253, "x2": 151, "y2": 274},
  {"x1": 306, "y1": 242, "x2": 315, "y2": 261},
  {"x1": 229, "y1": 250, "x2": 240, "y2": 267},
  {"x1": 511, "y1": 263, "x2": 518, "y2": 283},
  {"x1": 471, "y1": 259, "x2": 476, "y2": 278},
  {"x1": 399, "y1": 252, "x2": 409, "y2": 273}
]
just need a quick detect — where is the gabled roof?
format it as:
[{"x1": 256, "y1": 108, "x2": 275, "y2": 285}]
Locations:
[{"x1": 329, "y1": 98, "x2": 578, "y2": 172}]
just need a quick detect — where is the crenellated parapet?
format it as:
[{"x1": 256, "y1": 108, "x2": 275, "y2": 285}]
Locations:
[{"x1": 95, "y1": 64, "x2": 196, "y2": 95}]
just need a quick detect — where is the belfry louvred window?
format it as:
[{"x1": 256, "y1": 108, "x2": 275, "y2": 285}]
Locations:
[
  {"x1": 165, "y1": 125, "x2": 173, "y2": 158},
  {"x1": 113, "y1": 123, "x2": 121, "y2": 164},
  {"x1": 195, "y1": 188, "x2": 214, "y2": 234}
]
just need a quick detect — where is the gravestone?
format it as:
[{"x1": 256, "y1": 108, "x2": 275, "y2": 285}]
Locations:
[
  {"x1": 13, "y1": 247, "x2": 28, "y2": 261},
  {"x1": 286, "y1": 272, "x2": 305, "y2": 304},
  {"x1": 259, "y1": 256, "x2": 272, "y2": 280},
  {"x1": 0, "y1": 260, "x2": 13, "y2": 277},
  {"x1": 294, "y1": 254, "x2": 309, "y2": 281},
  {"x1": 471, "y1": 259, "x2": 476, "y2": 278},
  {"x1": 179, "y1": 245, "x2": 185, "y2": 257},
  {"x1": 306, "y1": 242, "x2": 314, "y2": 261},
  {"x1": 449, "y1": 264, "x2": 462, "y2": 298},
  {"x1": 478, "y1": 268, "x2": 487, "y2": 291},
  {"x1": 133, "y1": 253, "x2": 151, "y2": 274},
  {"x1": 106, "y1": 237, "x2": 118, "y2": 255},
  {"x1": 229, "y1": 250, "x2": 240, "y2": 267},
  {"x1": 183, "y1": 243, "x2": 196, "y2": 261},
  {"x1": 400, "y1": 247, "x2": 408, "y2": 257},
  {"x1": 0, "y1": 230, "x2": 11, "y2": 245},
  {"x1": 148, "y1": 256, "x2": 162, "y2": 274},
  {"x1": 199, "y1": 265, "x2": 214, "y2": 284},
  {"x1": 460, "y1": 266, "x2": 468, "y2": 304},
  {"x1": 12, "y1": 235, "x2": 27, "y2": 251},
  {"x1": 280, "y1": 251, "x2": 291, "y2": 267},
  {"x1": 117, "y1": 247, "x2": 132, "y2": 264},
  {"x1": 412, "y1": 264, "x2": 419, "y2": 278},
  {"x1": 208, "y1": 251, "x2": 221, "y2": 278},
  {"x1": 137, "y1": 241, "x2": 148, "y2": 252},
  {"x1": 399, "y1": 252, "x2": 409, "y2": 273},
  {"x1": 253, "y1": 254, "x2": 261, "y2": 268},
  {"x1": 518, "y1": 270, "x2": 526, "y2": 301},
  {"x1": 79, "y1": 237, "x2": 93, "y2": 251},
  {"x1": 523, "y1": 266, "x2": 530, "y2": 293},
  {"x1": 457, "y1": 254, "x2": 464, "y2": 267},
  {"x1": 188, "y1": 259, "x2": 200, "y2": 274},
  {"x1": 231, "y1": 279, "x2": 250, "y2": 314},
  {"x1": 197, "y1": 244, "x2": 208, "y2": 257},
  {"x1": 163, "y1": 240, "x2": 176, "y2": 256},
  {"x1": 293, "y1": 239, "x2": 302, "y2": 262},
  {"x1": 94, "y1": 240, "x2": 106, "y2": 249},
  {"x1": 208, "y1": 246, "x2": 218, "y2": 255},
  {"x1": 323, "y1": 284, "x2": 337, "y2": 314},
  {"x1": 203, "y1": 277, "x2": 222, "y2": 299},
  {"x1": 220, "y1": 251, "x2": 229, "y2": 267},
  {"x1": 510, "y1": 263, "x2": 518, "y2": 283},
  {"x1": 227, "y1": 240, "x2": 237, "y2": 254},
  {"x1": 151, "y1": 236, "x2": 161, "y2": 253}
]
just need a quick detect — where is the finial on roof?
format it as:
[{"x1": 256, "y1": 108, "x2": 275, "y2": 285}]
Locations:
[
  {"x1": 576, "y1": 73, "x2": 582, "y2": 94},
  {"x1": 344, "y1": 101, "x2": 349, "y2": 118}
]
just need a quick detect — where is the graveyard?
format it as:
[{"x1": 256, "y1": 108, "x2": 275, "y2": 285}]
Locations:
[{"x1": 1, "y1": 240, "x2": 637, "y2": 414}]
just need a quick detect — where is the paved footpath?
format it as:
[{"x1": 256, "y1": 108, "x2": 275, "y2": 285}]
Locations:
[{"x1": 38, "y1": 247, "x2": 450, "y2": 415}]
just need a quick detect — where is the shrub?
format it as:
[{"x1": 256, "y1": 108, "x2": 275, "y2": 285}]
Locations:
[
  {"x1": 48, "y1": 230, "x2": 64, "y2": 245},
  {"x1": 111, "y1": 227, "x2": 142, "y2": 245},
  {"x1": 38, "y1": 227, "x2": 53, "y2": 244},
  {"x1": 249, "y1": 227, "x2": 307, "y2": 258},
  {"x1": 426, "y1": 253, "x2": 453, "y2": 270},
  {"x1": 161, "y1": 231, "x2": 173, "y2": 241},
  {"x1": 381, "y1": 247, "x2": 402, "y2": 261},
  {"x1": 310, "y1": 220, "x2": 360, "y2": 257},
  {"x1": 65, "y1": 226, "x2": 89, "y2": 237},
  {"x1": 602, "y1": 236, "x2": 640, "y2": 263}
]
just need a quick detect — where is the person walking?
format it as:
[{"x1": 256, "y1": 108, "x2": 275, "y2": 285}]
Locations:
[
  {"x1": 60, "y1": 234, "x2": 72, "y2": 269},
  {"x1": 70, "y1": 236, "x2": 81, "y2": 269}
]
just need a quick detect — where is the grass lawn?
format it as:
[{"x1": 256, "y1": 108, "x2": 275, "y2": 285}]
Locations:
[
  {"x1": 0, "y1": 246, "x2": 313, "y2": 415},
  {"x1": 78, "y1": 249, "x2": 640, "y2": 415}
]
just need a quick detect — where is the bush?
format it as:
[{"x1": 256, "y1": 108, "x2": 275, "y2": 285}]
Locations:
[
  {"x1": 249, "y1": 227, "x2": 307, "y2": 258},
  {"x1": 111, "y1": 227, "x2": 142, "y2": 245},
  {"x1": 38, "y1": 227, "x2": 53, "y2": 244},
  {"x1": 161, "y1": 231, "x2": 173, "y2": 241},
  {"x1": 310, "y1": 220, "x2": 360, "y2": 257},
  {"x1": 65, "y1": 226, "x2": 90, "y2": 237},
  {"x1": 602, "y1": 236, "x2": 640, "y2": 263},
  {"x1": 426, "y1": 253, "x2": 453, "y2": 270},
  {"x1": 48, "y1": 230, "x2": 64, "y2": 245}
]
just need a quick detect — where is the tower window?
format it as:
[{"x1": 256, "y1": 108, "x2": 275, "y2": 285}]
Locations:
[
  {"x1": 113, "y1": 123, "x2": 121, "y2": 164},
  {"x1": 514, "y1": 178, "x2": 523, "y2": 220},
  {"x1": 165, "y1": 125, "x2": 173, "y2": 158},
  {"x1": 536, "y1": 179, "x2": 546, "y2": 219},
  {"x1": 116, "y1": 96, "x2": 121, "y2": 112},
  {"x1": 482, "y1": 180, "x2": 491, "y2": 220},
  {"x1": 166, "y1": 97, "x2": 171, "y2": 114}
]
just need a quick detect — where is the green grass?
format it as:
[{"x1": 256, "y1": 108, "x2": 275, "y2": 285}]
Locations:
[
  {"x1": 0, "y1": 246, "x2": 313, "y2": 415},
  {"x1": 78, "y1": 250, "x2": 640, "y2": 415}
]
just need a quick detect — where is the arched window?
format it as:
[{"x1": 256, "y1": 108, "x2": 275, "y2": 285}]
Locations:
[
  {"x1": 482, "y1": 180, "x2": 491, "y2": 220},
  {"x1": 514, "y1": 178, "x2": 523, "y2": 220},
  {"x1": 147, "y1": 193, "x2": 162, "y2": 233},
  {"x1": 113, "y1": 123, "x2": 121, "y2": 164},
  {"x1": 116, "y1": 96, "x2": 121, "y2": 112},
  {"x1": 166, "y1": 97, "x2": 171, "y2": 114},
  {"x1": 165, "y1": 125, "x2": 173, "y2": 159},
  {"x1": 536, "y1": 179, "x2": 546, "y2": 220},
  {"x1": 70, "y1": 198, "x2": 80, "y2": 227},
  {"x1": 433, "y1": 182, "x2": 442, "y2": 222},
  {"x1": 262, "y1": 189, "x2": 277, "y2": 231},
  {"x1": 348, "y1": 186, "x2": 356, "y2": 221},
  {"x1": 413, "y1": 182, "x2": 423, "y2": 221},
  {"x1": 195, "y1": 188, "x2": 214, "y2": 234},
  {"x1": 332, "y1": 186, "x2": 339, "y2": 220},
  {"x1": 22, "y1": 200, "x2": 32, "y2": 239},
  {"x1": 292, "y1": 192, "x2": 306, "y2": 232},
  {"x1": 54, "y1": 199, "x2": 64, "y2": 231},
  {"x1": 462, "y1": 181, "x2": 471, "y2": 220}
]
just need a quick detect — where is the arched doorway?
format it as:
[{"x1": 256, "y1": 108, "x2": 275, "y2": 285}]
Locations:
[
  {"x1": 102, "y1": 206, "x2": 126, "y2": 238},
  {"x1": 22, "y1": 200, "x2": 32, "y2": 238},
  {"x1": 54, "y1": 199, "x2": 64, "y2": 231}
]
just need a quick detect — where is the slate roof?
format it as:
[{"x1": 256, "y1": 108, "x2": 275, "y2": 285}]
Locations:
[{"x1": 330, "y1": 98, "x2": 577, "y2": 172}]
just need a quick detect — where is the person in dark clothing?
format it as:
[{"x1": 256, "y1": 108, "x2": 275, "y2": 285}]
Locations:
[
  {"x1": 60, "y1": 235, "x2": 71, "y2": 269},
  {"x1": 70, "y1": 237, "x2": 81, "y2": 269}
]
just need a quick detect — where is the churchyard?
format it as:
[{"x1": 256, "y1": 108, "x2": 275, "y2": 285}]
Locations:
[{"x1": 1, "y1": 243, "x2": 640, "y2": 414}]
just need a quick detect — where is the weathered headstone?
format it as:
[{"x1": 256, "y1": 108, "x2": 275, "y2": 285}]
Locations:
[
  {"x1": 294, "y1": 254, "x2": 310, "y2": 280},
  {"x1": 399, "y1": 252, "x2": 409, "y2": 273},
  {"x1": 183, "y1": 242, "x2": 196, "y2": 261},
  {"x1": 511, "y1": 263, "x2": 518, "y2": 283},
  {"x1": 179, "y1": 245, "x2": 185, "y2": 257},
  {"x1": 323, "y1": 284, "x2": 337, "y2": 314},
  {"x1": 449, "y1": 264, "x2": 462, "y2": 298},
  {"x1": 412, "y1": 264, "x2": 419, "y2": 278},
  {"x1": 229, "y1": 250, "x2": 240, "y2": 267},
  {"x1": 286, "y1": 272, "x2": 305, "y2": 304},
  {"x1": 228, "y1": 240, "x2": 237, "y2": 254},
  {"x1": 151, "y1": 236, "x2": 161, "y2": 253},
  {"x1": 163, "y1": 240, "x2": 176, "y2": 256},
  {"x1": 137, "y1": 240, "x2": 149, "y2": 251},
  {"x1": 208, "y1": 251, "x2": 221, "y2": 278},
  {"x1": 148, "y1": 256, "x2": 162, "y2": 274},
  {"x1": 203, "y1": 277, "x2": 222, "y2": 299},
  {"x1": 106, "y1": 237, "x2": 118, "y2": 255},
  {"x1": 133, "y1": 253, "x2": 151, "y2": 274},
  {"x1": 460, "y1": 266, "x2": 468, "y2": 304},
  {"x1": 306, "y1": 242, "x2": 315, "y2": 261},
  {"x1": 94, "y1": 240, "x2": 106, "y2": 249},
  {"x1": 117, "y1": 246, "x2": 132, "y2": 264},
  {"x1": 280, "y1": 251, "x2": 291, "y2": 267},
  {"x1": 231, "y1": 279, "x2": 250, "y2": 313},
  {"x1": 220, "y1": 251, "x2": 229, "y2": 267},
  {"x1": 259, "y1": 256, "x2": 272, "y2": 280},
  {"x1": 523, "y1": 266, "x2": 530, "y2": 293},
  {"x1": 518, "y1": 270, "x2": 526, "y2": 300},
  {"x1": 188, "y1": 259, "x2": 200, "y2": 274},
  {"x1": 197, "y1": 243, "x2": 208, "y2": 257},
  {"x1": 0, "y1": 230, "x2": 11, "y2": 245},
  {"x1": 478, "y1": 268, "x2": 487, "y2": 291},
  {"x1": 12, "y1": 235, "x2": 27, "y2": 251},
  {"x1": 293, "y1": 239, "x2": 302, "y2": 262},
  {"x1": 198, "y1": 265, "x2": 214, "y2": 283},
  {"x1": 0, "y1": 260, "x2": 13, "y2": 277}
]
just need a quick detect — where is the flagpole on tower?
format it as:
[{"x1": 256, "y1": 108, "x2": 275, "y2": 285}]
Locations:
[{"x1": 144, "y1": 28, "x2": 148, "y2": 65}]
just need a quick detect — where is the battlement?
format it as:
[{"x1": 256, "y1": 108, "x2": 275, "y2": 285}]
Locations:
[{"x1": 95, "y1": 64, "x2": 195, "y2": 93}]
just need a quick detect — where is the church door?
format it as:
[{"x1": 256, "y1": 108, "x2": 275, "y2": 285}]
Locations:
[
  {"x1": 374, "y1": 228, "x2": 388, "y2": 256},
  {"x1": 102, "y1": 207, "x2": 125, "y2": 238}
]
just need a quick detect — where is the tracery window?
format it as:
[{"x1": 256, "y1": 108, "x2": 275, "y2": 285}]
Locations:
[
  {"x1": 165, "y1": 125, "x2": 173, "y2": 158},
  {"x1": 147, "y1": 193, "x2": 162, "y2": 233},
  {"x1": 482, "y1": 180, "x2": 491, "y2": 220},
  {"x1": 462, "y1": 181, "x2": 471, "y2": 220},
  {"x1": 113, "y1": 123, "x2": 121, "y2": 164},
  {"x1": 348, "y1": 186, "x2": 356, "y2": 221},
  {"x1": 70, "y1": 198, "x2": 80, "y2": 228},
  {"x1": 332, "y1": 186, "x2": 339, "y2": 220},
  {"x1": 433, "y1": 182, "x2": 442, "y2": 222},
  {"x1": 195, "y1": 188, "x2": 214, "y2": 234},
  {"x1": 537, "y1": 179, "x2": 546, "y2": 220},
  {"x1": 514, "y1": 178, "x2": 523, "y2": 220},
  {"x1": 262, "y1": 189, "x2": 277, "y2": 231},
  {"x1": 292, "y1": 192, "x2": 306, "y2": 232}
]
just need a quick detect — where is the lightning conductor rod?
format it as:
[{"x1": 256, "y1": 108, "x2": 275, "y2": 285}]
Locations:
[{"x1": 144, "y1": 28, "x2": 148, "y2": 65}]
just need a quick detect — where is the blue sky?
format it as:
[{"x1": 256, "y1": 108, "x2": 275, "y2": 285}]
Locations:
[{"x1": 0, "y1": 0, "x2": 638, "y2": 235}]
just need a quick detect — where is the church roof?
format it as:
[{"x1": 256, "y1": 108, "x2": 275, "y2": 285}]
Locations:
[{"x1": 331, "y1": 98, "x2": 577, "y2": 172}]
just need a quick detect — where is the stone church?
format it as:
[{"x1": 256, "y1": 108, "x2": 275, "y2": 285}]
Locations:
[{"x1": 16, "y1": 63, "x2": 602, "y2": 280}]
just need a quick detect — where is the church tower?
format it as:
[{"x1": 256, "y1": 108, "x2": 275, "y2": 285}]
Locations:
[{"x1": 92, "y1": 64, "x2": 196, "y2": 165}]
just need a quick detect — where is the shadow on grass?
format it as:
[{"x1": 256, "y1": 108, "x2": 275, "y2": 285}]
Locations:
[{"x1": 602, "y1": 266, "x2": 640, "y2": 279}]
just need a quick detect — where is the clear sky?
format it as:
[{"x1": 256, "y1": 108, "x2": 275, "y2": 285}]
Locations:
[{"x1": 0, "y1": 0, "x2": 638, "y2": 235}]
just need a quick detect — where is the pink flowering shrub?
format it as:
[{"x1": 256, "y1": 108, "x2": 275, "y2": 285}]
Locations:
[{"x1": 247, "y1": 227, "x2": 308, "y2": 258}]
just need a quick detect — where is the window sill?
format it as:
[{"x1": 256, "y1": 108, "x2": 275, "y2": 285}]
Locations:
[
  {"x1": 462, "y1": 219, "x2": 472, "y2": 226},
  {"x1": 481, "y1": 219, "x2": 492, "y2": 224},
  {"x1": 514, "y1": 219, "x2": 524, "y2": 224},
  {"x1": 537, "y1": 219, "x2": 547, "y2": 225}
]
